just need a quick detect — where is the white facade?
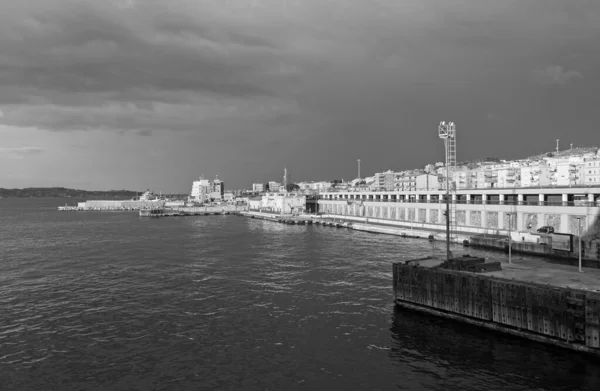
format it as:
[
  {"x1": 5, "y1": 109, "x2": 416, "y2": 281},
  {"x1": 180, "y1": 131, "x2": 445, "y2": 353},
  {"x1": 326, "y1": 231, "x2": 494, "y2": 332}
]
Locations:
[
  {"x1": 191, "y1": 179, "x2": 211, "y2": 201},
  {"x1": 415, "y1": 174, "x2": 440, "y2": 191},
  {"x1": 521, "y1": 166, "x2": 534, "y2": 187},
  {"x1": 191, "y1": 177, "x2": 224, "y2": 201},
  {"x1": 259, "y1": 193, "x2": 306, "y2": 214},
  {"x1": 584, "y1": 158, "x2": 600, "y2": 185},
  {"x1": 252, "y1": 183, "x2": 264, "y2": 192}
]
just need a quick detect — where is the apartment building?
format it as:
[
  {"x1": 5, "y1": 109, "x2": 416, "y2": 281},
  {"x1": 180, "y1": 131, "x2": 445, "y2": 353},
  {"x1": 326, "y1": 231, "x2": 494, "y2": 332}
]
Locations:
[
  {"x1": 191, "y1": 176, "x2": 225, "y2": 201},
  {"x1": 584, "y1": 157, "x2": 600, "y2": 185},
  {"x1": 497, "y1": 168, "x2": 520, "y2": 188},
  {"x1": 374, "y1": 170, "x2": 395, "y2": 191}
]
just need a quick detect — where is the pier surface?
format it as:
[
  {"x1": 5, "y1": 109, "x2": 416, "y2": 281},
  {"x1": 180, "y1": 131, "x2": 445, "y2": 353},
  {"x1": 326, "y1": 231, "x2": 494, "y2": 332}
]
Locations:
[{"x1": 412, "y1": 256, "x2": 600, "y2": 292}]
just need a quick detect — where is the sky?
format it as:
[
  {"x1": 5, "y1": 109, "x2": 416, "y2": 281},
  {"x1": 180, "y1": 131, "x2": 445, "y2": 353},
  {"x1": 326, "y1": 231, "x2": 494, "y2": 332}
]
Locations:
[{"x1": 1, "y1": 0, "x2": 599, "y2": 192}]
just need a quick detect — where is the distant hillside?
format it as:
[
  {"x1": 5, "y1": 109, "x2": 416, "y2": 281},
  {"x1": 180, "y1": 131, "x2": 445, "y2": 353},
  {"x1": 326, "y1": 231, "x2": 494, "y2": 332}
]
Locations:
[
  {"x1": 0, "y1": 187, "x2": 140, "y2": 199},
  {"x1": 527, "y1": 147, "x2": 599, "y2": 161},
  {"x1": 454, "y1": 147, "x2": 599, "y2": 169}
]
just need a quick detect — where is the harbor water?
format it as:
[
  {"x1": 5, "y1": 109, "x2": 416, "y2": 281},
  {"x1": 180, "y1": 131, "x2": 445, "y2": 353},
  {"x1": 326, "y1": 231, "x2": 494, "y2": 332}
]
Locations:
[{"x1": 1, "y1": 198, "x2": 599, "y2": 390}]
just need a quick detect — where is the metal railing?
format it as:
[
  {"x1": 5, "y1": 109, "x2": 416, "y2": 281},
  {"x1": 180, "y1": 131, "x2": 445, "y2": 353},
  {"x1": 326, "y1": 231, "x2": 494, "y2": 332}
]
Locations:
[{"x1": 317, "y1": 198, "x2": 599, "y2": 207}]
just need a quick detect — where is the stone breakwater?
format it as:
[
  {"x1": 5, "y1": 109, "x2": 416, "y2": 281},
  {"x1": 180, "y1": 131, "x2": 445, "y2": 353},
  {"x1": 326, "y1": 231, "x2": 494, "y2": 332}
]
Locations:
[{"x1": 58, "y1": 199, "x2": 166, "y2": 211}]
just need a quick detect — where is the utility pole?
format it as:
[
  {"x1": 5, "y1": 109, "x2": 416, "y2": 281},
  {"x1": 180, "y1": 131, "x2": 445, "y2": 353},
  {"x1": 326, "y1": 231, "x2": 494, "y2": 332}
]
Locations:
[
  {"x1": 577, "y1": 217, "x2": 582, "y2": 273},
  {"x1": 357, "y1": 159, "x2": 361, "y2": 180},
  {"x1": 506, "y1": 213, "x2": 512, "y2": 264}
]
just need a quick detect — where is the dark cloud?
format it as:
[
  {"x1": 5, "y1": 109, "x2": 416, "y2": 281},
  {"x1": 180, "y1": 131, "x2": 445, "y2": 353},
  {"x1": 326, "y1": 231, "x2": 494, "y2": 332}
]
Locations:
[
  {"x1": 0, "y1": 0, "x2": 599, "y2": 190},
  {"x1": 0, "y1": 0, "x2": 292, "y2": 133}
]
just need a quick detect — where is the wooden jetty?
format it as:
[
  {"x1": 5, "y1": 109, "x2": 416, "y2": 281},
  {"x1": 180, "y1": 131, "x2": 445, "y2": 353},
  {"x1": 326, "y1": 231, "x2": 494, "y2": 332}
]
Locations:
[{"x1": 393, "y1": 256, "x2": 600, "y2": 357}]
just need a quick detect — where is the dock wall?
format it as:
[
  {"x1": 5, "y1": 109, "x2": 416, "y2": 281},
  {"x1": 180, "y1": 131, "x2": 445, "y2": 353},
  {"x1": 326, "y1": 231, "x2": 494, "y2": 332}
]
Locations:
[{"x1": 393, "y1": 264, "x2": 600, "y2": 356}]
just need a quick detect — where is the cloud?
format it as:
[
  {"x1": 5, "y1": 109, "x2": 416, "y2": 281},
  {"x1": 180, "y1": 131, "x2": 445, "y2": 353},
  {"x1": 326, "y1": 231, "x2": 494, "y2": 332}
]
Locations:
[
  {"x1": 531, "y1": 65, "x2": 583, "y2": 85},
  {"x1": 0, "y1": 146, "x2": 44, "y2": 159},
  {"x1": 0, "y1": 0, "x2": 299, "y2": 134}
]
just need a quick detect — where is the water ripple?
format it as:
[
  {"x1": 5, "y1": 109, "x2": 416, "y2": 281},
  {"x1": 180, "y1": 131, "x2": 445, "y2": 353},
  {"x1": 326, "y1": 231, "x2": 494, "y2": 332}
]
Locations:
[{"x1": 1, "y1": 199, "x2": 599, "y2": 390}]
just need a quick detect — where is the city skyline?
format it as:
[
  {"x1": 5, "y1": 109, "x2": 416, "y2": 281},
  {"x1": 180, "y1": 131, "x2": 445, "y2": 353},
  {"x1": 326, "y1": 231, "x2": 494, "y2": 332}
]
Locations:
[{"x1": 1, "y1": 0, "x2": 599, "y2": 192}]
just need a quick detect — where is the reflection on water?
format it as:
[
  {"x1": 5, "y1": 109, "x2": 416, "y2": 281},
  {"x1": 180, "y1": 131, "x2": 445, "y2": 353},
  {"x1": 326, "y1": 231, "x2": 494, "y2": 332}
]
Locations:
[{"x1": 390, "y1": 307, "x2": 600, "y2": 391}]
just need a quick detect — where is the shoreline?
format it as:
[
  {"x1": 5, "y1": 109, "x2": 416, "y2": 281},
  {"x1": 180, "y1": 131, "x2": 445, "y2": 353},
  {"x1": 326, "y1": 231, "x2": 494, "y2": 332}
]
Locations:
[{"x1": 240, "y1": 211, "x2": 600, "y2": 269}]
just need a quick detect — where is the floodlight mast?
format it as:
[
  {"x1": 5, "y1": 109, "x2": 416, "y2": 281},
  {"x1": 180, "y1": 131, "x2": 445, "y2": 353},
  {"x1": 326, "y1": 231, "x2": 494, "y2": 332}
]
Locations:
[{"x1": 438, "y1": 121, "x2": 456, "y2": 261}]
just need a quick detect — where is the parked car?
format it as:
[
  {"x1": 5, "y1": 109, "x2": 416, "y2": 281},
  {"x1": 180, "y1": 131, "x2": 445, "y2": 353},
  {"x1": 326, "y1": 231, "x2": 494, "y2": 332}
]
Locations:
[{"x1": 537, "y1": 226, "x2": 555, "y2": 234}]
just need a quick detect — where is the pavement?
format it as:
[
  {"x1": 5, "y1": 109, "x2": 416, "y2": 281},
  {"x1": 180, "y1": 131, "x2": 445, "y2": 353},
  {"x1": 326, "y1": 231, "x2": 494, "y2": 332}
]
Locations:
[{"x1": 485, "y1": 257, "x2": 600, "y2": 291}]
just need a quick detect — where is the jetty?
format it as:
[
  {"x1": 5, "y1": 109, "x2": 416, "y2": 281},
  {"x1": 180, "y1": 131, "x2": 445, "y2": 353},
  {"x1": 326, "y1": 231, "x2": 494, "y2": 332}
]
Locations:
[
  {"x1": 393, "y1": 255, "x2": 600, "y2": 357},
  {"x1": 240, "y1": 210, "x2": 354, "y2": 227}
]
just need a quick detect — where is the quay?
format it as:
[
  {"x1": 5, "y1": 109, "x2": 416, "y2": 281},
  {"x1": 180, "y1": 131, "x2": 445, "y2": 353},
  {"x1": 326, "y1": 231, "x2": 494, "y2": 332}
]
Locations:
[
  {"x1": 393, "y1": 256, "x2": 600, "y2": 357},
  {"x1": 140, "y1": 206, "x2": 242, "y2": 217},
  {"x1": 317, "y1": 186, "x2": 600, "y2": 265},
  {"x1": 59, "y1": 203, "x2": 243, "y2": 216}
]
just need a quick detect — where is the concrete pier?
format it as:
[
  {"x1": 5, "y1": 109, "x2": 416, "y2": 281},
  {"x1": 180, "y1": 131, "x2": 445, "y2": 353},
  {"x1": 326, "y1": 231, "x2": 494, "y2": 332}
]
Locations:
[{"x1": 393, "y1": 258, "x2": 600, "y2": 357}]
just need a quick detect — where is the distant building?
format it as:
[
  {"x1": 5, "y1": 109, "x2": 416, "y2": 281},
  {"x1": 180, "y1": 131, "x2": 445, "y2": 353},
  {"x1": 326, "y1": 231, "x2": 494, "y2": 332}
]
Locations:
[
  {"x1": 190, "y1": 176, "x2": 225, "y2": 202},
  {"x1": 191, "y1": 178, "x2": 211, "y2": 201},
  {"x1": 584, "y1": 157, "x2": 600, "y2": 185},
  {"x1": 416, "y1": 173, "x2": 440, "y2": 191},
  {"x1": 268, "y1": 181, "x2": 281, "y2": 192},
  {"x1": 260, "y1": 192, "x2": 306, "y2": 214},
  {"x1": 212, "y1": 177, "x2": 224, "y2": 198},
  {"x1": 296, "y1": 181, "x2": 333, "y2": 192},
  {"x1": 374, "y1": 170, "x2": 395, "y2": 191},
  {"x1": 252, "y1": 183, "x2": 265, "y2": 192}
]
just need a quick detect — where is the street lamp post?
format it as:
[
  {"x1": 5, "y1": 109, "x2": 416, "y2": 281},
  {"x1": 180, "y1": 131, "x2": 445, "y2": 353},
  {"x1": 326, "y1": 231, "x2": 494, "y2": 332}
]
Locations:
[
  {"x1": 577, "y1": 217, "x2": 582, "y2": 273},
  {"x1": 506, "y1": 213, "x2": 512, "y2": 264}
]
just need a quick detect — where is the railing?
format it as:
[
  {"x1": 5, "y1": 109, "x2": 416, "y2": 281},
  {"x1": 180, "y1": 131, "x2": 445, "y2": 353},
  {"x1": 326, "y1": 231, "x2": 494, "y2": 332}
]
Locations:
[
  {"x1": 317, "y1": 199, "x2": 599, "y2": 207},
  {"x1": 320, "y1": 184, "x2": 600, "y2": 193}
]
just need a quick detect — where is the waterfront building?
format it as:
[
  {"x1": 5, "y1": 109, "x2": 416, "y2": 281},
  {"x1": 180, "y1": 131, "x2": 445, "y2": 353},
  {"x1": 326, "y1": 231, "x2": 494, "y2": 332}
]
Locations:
[
  {"x1": 212, "y1": 176, "x2": 225, "y2": 199},
  {"x1": 191, "y1": 176, "x2": 225, "y2": 202},
  {"x1": 250, "y1": 192, "x2": 307, "y2": 214},
  {"x1": 248, "y1": 197, "x2": 262, "y2": 210},
  {"x1": 317, "y1": 186, "x2": 600, "y2": 251},
  {"x1": 191, "y1": 178, "x2": 212, "y2": 201}
]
